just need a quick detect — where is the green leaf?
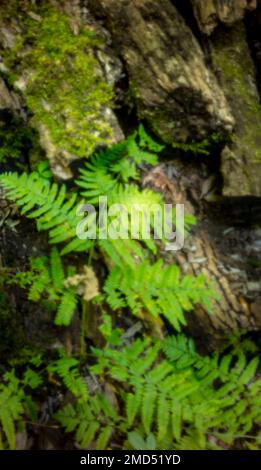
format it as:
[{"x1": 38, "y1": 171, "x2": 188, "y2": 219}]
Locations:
[
  {"x1": 126, "y1": 390, "x2": 142, "y2": 427},
  {"x1": 171, "y1": 401, "x2": 182, "y2": 442},
  {"x1": 239, "y1": 357, "x2": 259, "y2": 385},
  {"x1": 55, "y1": 290, "x2": 77, "y2": 326},
  {"x1": 96, "y1": 426, "x2": 113, "y2": 450},
  {"x1": 142, "y1": 385, "x2": 157, "y2": 435},
  {"x1": 128, "y1": 432, "x2": 146, "y2": 450},
  {"x1": 157, "y1": 394, "x2": 169, "y2": 440}
]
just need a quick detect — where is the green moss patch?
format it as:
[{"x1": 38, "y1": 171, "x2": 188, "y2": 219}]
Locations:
[{"x1": 5, "y1": 4, "x2": 113, "y2": 158}]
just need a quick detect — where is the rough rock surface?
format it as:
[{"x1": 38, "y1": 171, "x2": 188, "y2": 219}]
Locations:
[
  {"x1": 210, "y1": 22, "x2": 261, "y2": 196},
  {"x1": 0, "y1": 2, "x2": 124, "y2": 179},
  {"x1": 0, "y1": 77, "x2": 21, "y2": 113},
  {"x1": 90, "y1": 0, "x2": 234, "y2": 144},
  {"x1": 144, "y1": 163, "x2": 261, "y2": 347},
  {"x1": 191, "y1": 0, "x2": 257, "y2": 34}
]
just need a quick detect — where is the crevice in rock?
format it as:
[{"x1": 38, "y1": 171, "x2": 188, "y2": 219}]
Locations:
[
  {"x1": 0, "y1": 109, "x2": 41, "y2": 173},
  {"x1": 171, "y1": 0, "x2": 203, "y2": 45},
  {"x1": 83, "y1": 1, "x2": 140, "y2": 135},
  {"x1": 112, "y1": 62, "x2": 139, "y2": 137},
  {"x1": 244, "y1": 5, "x2": 261, "y2": 99}
]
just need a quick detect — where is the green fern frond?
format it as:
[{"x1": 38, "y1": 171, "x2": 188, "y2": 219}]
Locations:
[
  {"x1": 48, "y1": 356, "x2": 88, "y2": 400},
  {"x1": 126, "y1": 389, "x2": 143, "y2": 427},
  {"x1": 157, "y1": 393, "x2": 170, "y2": 440},
  {"x1": 56, "y1": 392, "x2": 119, "y2": 449},
  {"x1": 12, "y1": 248, "x2": 78, "y2": 326},
  {"x1": 0, "y1": 371, "x2": 25, "y2": 449},
  {"x1": 90, "y1": 336, "x2": 260, "y2": 448},
  {"x1": 111, "y1": 159, "x2": 138, "y2": 183},
  {"x1": 76, "y1": 129, "x2": 162, "y2": 204},
  {"x1": 104, "y1": 260, "x2": 217, "y2": 330},
  {"x1": 137, "y1": 124, "x2": 164, "y2": 153},
  {"x1": 55, "y1": 289, "x2": 78, "y2": 326},
  {"x1": 142, "y1": 384, "x2": 157, "y2": 434},
  {"x1": 0, "y1": 171, "x2": 90, "y2": 254},
  {"x1": 50, "y1": 247, "x2": 65, "y2": 290},
  {"x1": 23, "y1": 369, "x2": 43, "y2": 390},
  {"x1": 162, "y1": 335, "x2": 198, "y2": 369},
  {"x1": 99, "y1": 238, "x2": 146, "y2": 268},
  {"x1": 96, "y1": 425, "x2": 114, "y2": 450},
  {"x1": 110, "y1": 184, "x2": 163, "y2": 209},
  {"x1": 127, "y1": 431, "x2": 157, "y2": 450},
  {"x1": 77, "y1": 166, "x2": 119, "y2": 204},
  {"x1": 28, "y1": 260, "x2": 51, "y2": 302},
  {"x1": 174, "y1": 430, "x2": 207, "y2": 450}
]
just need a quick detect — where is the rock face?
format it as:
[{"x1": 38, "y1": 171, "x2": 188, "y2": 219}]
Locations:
[
  {"x1": 90, "y1": 0, "x2": 234, "y2": 144},
  {"x1": 191, "y1": 0, "x2": 257, "y2": 34},
  {"x1": 144, "y1": 163, "x2": 261, "y2": 346},
  {"x1": 0, "y1": 1, "x2": 124, "y2": 179},
  {"x1": 0, "y1": 0, "x2": 260, "y2": 193},
  {"x1": 0, "y1": 78, "x2": 21, "y2": 113},
  {"x1": 210, "y1": 22, "x2": 261, "y2": 196}
]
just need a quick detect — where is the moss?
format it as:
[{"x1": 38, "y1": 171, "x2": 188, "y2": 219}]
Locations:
[
  {"x1": 171, "y1": 131, "x2": 228, "y2": 156},
  {"x1": 210, "y1": 23, "x2": 261, "y2": 195},
  {"x1": 212, "y1": 24, "x2": 261, "y2": 164},
  {"x1": 143, "y1": 106, "x2": 228, "y2": 156},
  {"x1": 136, "y1": 96, "x2": 229, "y2": 155},
  {"x1": 5, "y1": 4, "x2": 114, "y2": 158}
]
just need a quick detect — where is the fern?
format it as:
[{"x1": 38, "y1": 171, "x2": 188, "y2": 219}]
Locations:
[
  {"x1": 104, "y1": 260, "x2": 217, "y2": 330},
  {"x1": 137, "y1": 124, "x2": 164, "y2": 154},
  {"x1": 76, "y1": 125, "x2": 162, "y2": 204},
  {"x1": 75, "y1": 129, "x2": 180, "y2": 264},
  {"x1": 76, "y1": 128, "x2": 167, "y2": 257},
  {"x1": 51, "y1": 353, "x2": 122, "y2": 449},
  {"x1": 1, "y1": 335, "x2": 259, "y2": 450},
  {"x1": 99, "y1": 238, "x2": 146, "y2": 268},
  {"x1": 127, "y1": 431, "x2": 157, "y2": 450},
  {"x1": 0, "y1": 127, "x2": 194, "y2": 269},
  {"x1": 55, "y1": 290, "x2": 78, "y2": 326},
  {"x1": 76, "y1": 141, "x2": 130, "y2": 204},
  {"x1": 28, "y1": 257, "x2": 52, "y2": 302},
  {"x1": 0, "y1": 171, "x2": 91, "y2": 255},
  {"x1": 50, "y1": 246, "x2": 65, "y2": 290},
  {"x1": 0, "y1": 366, "x2": 42, "y2": 449},
  {"x1": 56, "y1": 394, "x2": 119, "y2": 450},
  {"x1": 90, "y1": 336, "x2": 261, "y2": 449},
  {"x1": 12, "y1": 248, "x2": 78, "y2": 326},
  {"x1": 0, "y1": 371, "x2": 24, "y2": 449},
  {"x1": 0, "y1": 130, "x2": 166, "y2": 265},
  {"x1": 23, "y1": 368, "x2": 43, "y2": 390},
  {"x1": 48, "y1": 356, "x2": 88, "y2": 401}
]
